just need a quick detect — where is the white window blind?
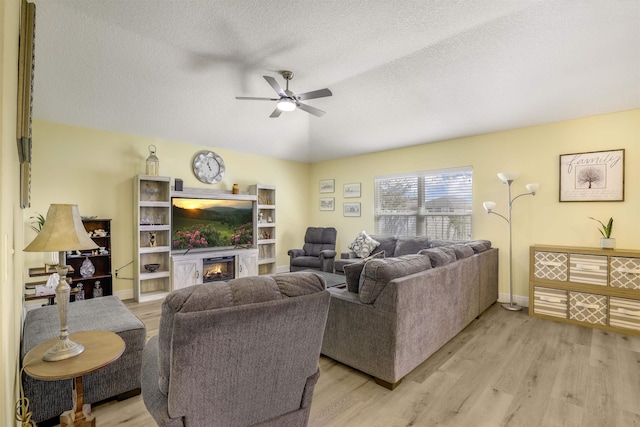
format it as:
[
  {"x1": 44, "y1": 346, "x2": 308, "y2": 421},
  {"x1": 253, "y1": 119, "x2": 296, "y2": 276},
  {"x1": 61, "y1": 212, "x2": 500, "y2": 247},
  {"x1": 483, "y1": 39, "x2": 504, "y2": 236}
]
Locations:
[{"x1": 374, "y1": 166, "x2": 473, "y2": 240}]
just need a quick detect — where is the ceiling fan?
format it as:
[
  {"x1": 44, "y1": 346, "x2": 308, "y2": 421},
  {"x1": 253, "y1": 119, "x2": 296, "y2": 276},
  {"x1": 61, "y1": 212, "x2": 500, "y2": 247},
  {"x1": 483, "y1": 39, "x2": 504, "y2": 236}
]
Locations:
[{"x1": 235, "y1": 70, "x2": 332, "y2": 118}]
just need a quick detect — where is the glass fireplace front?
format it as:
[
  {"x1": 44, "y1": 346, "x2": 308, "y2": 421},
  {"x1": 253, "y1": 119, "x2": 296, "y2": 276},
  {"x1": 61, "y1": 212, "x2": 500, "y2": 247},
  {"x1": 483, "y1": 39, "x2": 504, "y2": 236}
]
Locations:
[{"x1": 202, "y1": 256, "x2": 235, "y2": 283}]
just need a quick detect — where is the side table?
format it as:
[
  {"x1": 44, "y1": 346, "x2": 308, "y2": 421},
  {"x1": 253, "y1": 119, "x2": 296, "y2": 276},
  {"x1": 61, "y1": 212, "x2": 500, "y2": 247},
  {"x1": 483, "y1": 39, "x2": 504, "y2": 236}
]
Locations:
[{"x1": 23, "y1": 330, "x2": 125, "y2": 427}]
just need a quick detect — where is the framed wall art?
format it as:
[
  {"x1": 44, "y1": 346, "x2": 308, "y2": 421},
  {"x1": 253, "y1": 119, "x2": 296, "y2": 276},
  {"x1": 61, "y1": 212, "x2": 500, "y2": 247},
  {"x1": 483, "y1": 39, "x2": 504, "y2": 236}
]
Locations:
[
  {"x1": 319, "y1": 179, "x2": 334, "y2": 193},
  {"x1": 320, "y1": 197, "x2": 334, "y2": 211},
  {"x1": 343, "y1": 183, "x2": 361, "y2": 198},
  {"x1": 343, "y1": 202, "x2": 361, "y2": 217},
  {"x1": 559, "y1": 149, "x2": 624, "y2": 202}
]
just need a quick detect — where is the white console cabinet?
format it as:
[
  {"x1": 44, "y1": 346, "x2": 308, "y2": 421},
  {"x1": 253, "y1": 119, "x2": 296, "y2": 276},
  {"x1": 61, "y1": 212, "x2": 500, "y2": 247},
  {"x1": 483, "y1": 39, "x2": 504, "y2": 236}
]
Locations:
[{"x1": 171, "y1": 248, "x2": 259, "y2": 290}]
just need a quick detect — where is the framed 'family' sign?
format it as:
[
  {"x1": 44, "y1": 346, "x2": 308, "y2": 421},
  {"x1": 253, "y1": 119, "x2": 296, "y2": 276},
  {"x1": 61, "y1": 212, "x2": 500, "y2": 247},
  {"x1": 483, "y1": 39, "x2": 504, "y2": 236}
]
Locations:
[{"x1": 559, "y1": 149, "x2": 624, "y2": 202}]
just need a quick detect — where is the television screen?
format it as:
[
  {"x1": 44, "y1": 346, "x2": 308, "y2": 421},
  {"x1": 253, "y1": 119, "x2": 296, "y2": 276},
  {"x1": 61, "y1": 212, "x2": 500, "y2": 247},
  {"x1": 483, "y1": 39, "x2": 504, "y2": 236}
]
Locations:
[{"x1": 171, "y1": 197, "x2": 253, "y2": 252}]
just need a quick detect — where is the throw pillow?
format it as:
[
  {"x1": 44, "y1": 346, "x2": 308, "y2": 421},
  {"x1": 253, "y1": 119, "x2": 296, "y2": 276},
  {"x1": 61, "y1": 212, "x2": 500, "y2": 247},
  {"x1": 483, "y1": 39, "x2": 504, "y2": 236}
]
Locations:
[
  {"x1": 347, "y1": 231, "x2": 380, "y2": 258},
  {"x1": 344, "y1": 251, "x2": 385, "y2": 293}
]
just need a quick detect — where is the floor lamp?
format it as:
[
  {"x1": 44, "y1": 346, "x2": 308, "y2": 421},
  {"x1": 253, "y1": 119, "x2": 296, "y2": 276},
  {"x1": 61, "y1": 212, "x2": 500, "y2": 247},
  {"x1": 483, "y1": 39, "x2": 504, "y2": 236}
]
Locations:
[{"x1": 483, "y1": 172, "x2": 539, "y2": 312}]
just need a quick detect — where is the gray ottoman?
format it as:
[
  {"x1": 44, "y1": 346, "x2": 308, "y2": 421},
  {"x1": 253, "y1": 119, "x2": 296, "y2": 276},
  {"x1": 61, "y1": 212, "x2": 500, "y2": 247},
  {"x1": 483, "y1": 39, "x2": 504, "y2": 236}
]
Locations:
[{"x1": 21, "y1": 296, "x2": 146, "y2": 423}]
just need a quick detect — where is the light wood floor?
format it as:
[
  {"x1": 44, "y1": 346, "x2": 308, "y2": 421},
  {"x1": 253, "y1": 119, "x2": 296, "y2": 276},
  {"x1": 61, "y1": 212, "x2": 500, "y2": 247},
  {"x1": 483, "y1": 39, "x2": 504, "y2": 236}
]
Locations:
[{"x1": 62, "y1": 299, "x2": 640, "y2": 427}]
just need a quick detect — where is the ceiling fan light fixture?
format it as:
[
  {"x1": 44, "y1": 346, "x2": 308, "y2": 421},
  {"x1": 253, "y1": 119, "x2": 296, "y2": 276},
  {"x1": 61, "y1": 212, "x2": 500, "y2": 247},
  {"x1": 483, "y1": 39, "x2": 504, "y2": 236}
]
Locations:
[{"x1": 276, "y1": 98, "x2": 296, "y2": 112}]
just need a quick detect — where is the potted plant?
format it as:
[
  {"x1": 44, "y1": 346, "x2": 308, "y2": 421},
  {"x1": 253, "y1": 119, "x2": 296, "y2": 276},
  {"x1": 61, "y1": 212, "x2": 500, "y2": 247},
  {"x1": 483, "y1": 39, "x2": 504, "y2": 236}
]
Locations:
[
  {"x1": 589, "y1": 216, "x2": 615, "y2": 249},
  {"x1": 30, "y1": 212, "x2": 59, "y2": 270}
]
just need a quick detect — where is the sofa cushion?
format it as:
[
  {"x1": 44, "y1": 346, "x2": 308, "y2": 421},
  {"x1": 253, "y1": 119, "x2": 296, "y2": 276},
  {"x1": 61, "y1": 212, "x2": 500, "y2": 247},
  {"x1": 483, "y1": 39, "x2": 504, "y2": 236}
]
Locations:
[
  {"x1": 467, "y1": 239, "x2": 492, "y2": 253},
  {"x1": 452, "y1": 244, "x2": 475, "y2": 259},
  {"x1": 158, "y1": 272, "x2": 325, "y2": 394},
  {"x1": 343, "y1": 251, "x2": 385, "y2": 293},
  {"x1": 369, "y1": 235, "x2": 398, "y2": 257},
  {"x1": 359, "y1": 254, "x2": 432, "y2": 304},
  {"x1": 419, "y1": 247, "x2": 457, "y2": 267},
  {"x1": 394, "y1": 236, "x2": 432, "y2": 256},
  {"x1": 348, "y1": 231, "x2": 380, "y2": 258}
]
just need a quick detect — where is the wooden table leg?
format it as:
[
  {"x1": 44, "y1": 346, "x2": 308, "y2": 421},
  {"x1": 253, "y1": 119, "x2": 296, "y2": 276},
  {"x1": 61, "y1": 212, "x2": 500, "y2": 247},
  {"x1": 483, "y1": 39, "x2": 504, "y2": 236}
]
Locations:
[{"x1": 60, "y1": 376, "x2": 95, "y2": 427}]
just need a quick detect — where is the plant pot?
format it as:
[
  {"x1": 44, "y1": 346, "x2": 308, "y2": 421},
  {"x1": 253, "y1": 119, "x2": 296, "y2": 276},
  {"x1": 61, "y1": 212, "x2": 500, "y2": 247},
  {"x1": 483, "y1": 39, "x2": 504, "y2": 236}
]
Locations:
[{"x1": 600, "y1": 238, "x2": 616, "y2": 249}]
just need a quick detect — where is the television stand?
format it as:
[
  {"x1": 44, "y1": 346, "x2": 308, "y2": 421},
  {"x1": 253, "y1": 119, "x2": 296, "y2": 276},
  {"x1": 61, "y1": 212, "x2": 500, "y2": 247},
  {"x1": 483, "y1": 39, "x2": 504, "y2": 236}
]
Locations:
[{"x1": 171, "y1": 249, "x2": 258, "y2": 291}]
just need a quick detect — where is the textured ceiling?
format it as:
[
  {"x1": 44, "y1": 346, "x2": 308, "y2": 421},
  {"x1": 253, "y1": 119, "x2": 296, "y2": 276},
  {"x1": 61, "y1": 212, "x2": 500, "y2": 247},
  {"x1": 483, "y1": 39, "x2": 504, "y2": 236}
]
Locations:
[{"x1": 31, "y1": 1, "x2": 640, "y2": 163}]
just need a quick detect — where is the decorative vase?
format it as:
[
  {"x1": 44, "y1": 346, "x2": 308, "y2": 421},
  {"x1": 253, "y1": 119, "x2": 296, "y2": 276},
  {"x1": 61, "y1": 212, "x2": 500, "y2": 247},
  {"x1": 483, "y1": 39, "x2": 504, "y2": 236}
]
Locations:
[
  {"x1": 600, "y1": 238, "x2": 616, "y2": 249},
  {"x1": 80, "y1": 257, "x2": 95, "y2": 277}
]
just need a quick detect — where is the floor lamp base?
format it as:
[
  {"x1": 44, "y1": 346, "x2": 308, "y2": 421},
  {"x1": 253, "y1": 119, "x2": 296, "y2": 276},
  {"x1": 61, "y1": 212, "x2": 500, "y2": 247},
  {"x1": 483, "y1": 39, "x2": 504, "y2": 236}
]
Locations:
[{"x1": 501, "y1": 302, "x2": 524, "y2": 312}]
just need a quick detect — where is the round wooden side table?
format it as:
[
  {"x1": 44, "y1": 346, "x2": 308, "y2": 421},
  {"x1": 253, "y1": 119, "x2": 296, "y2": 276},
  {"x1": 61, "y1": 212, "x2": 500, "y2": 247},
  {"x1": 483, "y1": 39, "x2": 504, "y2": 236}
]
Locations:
[{"x1": 23, "y1": 330, "x2": 125, "y2": 427}]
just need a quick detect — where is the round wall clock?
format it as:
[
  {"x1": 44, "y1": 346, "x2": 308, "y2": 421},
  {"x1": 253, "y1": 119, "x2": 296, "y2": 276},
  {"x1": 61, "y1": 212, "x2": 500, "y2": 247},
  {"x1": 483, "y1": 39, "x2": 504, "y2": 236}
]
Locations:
[{"x1": 192, "y1": 151, "x2": 225, "y2": 184}]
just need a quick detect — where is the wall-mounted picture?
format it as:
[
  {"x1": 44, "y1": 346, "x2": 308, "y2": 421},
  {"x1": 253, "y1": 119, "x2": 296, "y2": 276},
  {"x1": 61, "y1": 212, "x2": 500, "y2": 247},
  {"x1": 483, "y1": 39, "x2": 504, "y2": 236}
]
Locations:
[
  {"x1": 343, "y1": 183, "x2": 361, "y2": 198},
  {"x1": 319, "y1": 179, "x2": 335, "y2": 193},
  {"x1": 320, "y1": 197, "x2": 335, "y2": 211},
  {"x1": 343, "y1": 202, "x2": 361, "y2": 217},
  {"x1": 559, "y1": 149, "x2": 624, "y2": 202}
]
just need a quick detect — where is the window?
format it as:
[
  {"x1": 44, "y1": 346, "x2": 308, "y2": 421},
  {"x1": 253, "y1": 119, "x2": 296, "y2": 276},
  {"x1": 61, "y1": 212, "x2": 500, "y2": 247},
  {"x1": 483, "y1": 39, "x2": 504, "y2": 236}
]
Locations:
[{"x1": 374, "y1": 166, "x2": 473, "y2": 240}]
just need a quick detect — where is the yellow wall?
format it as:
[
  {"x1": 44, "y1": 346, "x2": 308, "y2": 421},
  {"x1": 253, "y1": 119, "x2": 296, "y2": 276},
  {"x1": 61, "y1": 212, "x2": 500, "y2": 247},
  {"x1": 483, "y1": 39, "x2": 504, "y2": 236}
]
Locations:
[
  {"x1": 308, "y1": 110, "x2": 639, "y2": 300},
  {"x1": 1, "y1": 0, "x2": 22, "y2": 425},
  {"x1": 27, "y1": 120, "x2": 312, "y2": 295},
  {"x1": 28, "y1": 110, "x2": 639, "y2": 303}
]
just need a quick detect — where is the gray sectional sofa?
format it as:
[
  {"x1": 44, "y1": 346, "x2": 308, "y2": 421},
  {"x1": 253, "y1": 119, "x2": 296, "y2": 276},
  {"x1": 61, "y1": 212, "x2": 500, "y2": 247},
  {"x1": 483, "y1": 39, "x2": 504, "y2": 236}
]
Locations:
[{"x1": 322, "y1": 238, "x2": 498, "y2": 389}]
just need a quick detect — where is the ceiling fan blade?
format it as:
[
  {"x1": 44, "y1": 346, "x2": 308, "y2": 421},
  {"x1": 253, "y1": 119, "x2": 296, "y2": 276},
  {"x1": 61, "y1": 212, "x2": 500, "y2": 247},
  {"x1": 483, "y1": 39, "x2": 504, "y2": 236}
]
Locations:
[
  {"x1": 295, "y1": 88, "x2": 332, "y2": 101},
  {"x1": 269, "y1": 108, "x2": 282, "y2": 118},
  {"x1": 263, "y1": 76, "x2": 287, "y2": 97},
  {"x1": 235, "y1": 96, "x2": 279, "y2": 101},
  {"x1": 296, "y1": 102, "x2": 326, "y2": 117}
]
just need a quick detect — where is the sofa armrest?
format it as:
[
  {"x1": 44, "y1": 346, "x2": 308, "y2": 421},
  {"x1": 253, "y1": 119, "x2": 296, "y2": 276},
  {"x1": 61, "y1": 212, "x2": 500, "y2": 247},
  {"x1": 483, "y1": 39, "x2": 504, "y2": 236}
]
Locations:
[
  {"x1": 319, "y1": 250, "x2": 337, "y2": 259},
  {"x1": 288, "y1": 249, "x2": 305, "y2": 259},
  {"x1": 141, "y1": 336, "x2": 183, "y2": 427},
  {"x1": 319, "y1": 250, "x2": 337, "y2": 272}
]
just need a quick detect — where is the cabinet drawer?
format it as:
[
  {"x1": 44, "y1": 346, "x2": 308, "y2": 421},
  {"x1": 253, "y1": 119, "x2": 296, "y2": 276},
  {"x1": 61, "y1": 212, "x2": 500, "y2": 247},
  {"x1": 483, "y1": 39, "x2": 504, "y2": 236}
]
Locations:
[
  {"x1": 569, "y1": 292, "x2": 607, "y2": 325},
  {"x1": 569, "y1": 254, "x2": 608, "y2": 286},
  {"x1": 609, "y1": 297, "x2": 640, "y2": 332},
  {"x1": 610, "y1": 257, "x2": 640, "y2": 290},
  {"x1": 533, "y1": 287, "x2": 568, "y2": 318},
  {"x1": 534, "y1": 251, "x2": 568, "y2": 281}
]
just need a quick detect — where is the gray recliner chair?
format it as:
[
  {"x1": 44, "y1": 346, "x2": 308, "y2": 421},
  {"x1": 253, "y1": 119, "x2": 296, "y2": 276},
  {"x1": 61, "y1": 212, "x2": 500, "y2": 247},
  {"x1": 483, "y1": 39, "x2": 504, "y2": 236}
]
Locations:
[
  {"x1": 141, "y1": 273, "x2": 330, "y2": 427},
  {"x1": 288, "y1": 227, "x2": 337, "y2": 272}
]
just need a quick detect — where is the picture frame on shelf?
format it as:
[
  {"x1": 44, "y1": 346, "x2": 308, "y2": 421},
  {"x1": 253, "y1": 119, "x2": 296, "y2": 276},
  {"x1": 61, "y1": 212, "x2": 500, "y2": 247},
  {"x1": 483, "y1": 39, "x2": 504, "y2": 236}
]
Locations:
[
  {"x1": 320, "y1": 197, "x2": 335, "y2": 211},
  {"x1": 343, "y1": 183, "x2": 361, "y2": 198},
  {"x1": 343, "y1": 202, "x2": 361, "y2": 217},
  {"x1": 319, "y1": 179, "x2": 335, "y2": 193},
  {"x1": 559, "y1": 149, "x2": 624, "y2": 202}
]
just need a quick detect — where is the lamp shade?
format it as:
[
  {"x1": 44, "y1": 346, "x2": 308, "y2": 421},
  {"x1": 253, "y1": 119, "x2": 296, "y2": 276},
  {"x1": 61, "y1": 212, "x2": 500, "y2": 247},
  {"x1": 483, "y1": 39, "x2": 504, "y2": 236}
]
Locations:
[
  {"x1": 24, "y1": 204, "x2": 98, "y2": 252},
  {"x1": 497, "y1": 172, "x2": 519, "y2": 183},
  {"x1": 526, "y1": 183, "x2": 540, "y2": 194},
  {"x1": 482, "y1": 201, "x2": 496, "y2": 212}
]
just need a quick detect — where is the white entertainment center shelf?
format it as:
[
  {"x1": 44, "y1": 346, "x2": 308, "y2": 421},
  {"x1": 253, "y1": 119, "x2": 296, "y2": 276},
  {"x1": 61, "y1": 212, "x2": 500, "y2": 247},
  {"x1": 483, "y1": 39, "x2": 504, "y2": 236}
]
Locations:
[{"x1": 133, "y1": 176, "x2": 273, "y2": 302}]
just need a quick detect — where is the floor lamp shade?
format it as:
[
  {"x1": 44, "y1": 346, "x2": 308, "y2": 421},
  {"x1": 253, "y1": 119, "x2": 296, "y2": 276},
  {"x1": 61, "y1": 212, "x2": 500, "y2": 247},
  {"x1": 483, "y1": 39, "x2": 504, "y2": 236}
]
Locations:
[{"x1": 24, "y1": 204, "x2": 98, "y2": 361}]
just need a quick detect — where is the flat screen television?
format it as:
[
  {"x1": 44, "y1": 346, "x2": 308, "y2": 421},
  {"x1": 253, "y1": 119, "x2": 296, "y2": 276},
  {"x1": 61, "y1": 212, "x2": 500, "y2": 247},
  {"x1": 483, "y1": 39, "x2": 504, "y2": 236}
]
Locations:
[{"x1": 171, "y1": 197, "x2": 253, "y2": 253}]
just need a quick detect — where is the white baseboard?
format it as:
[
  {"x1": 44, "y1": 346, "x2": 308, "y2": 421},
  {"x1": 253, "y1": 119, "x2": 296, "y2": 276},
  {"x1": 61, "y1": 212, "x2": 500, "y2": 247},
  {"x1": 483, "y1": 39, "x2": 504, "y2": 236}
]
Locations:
[
  {"x1": 498, "y1": 293, "x2": 529, "y2": 308},
  {"x1": 115, "y1": 288, "x2": 134, "y2": 301},
  {"x1": 276, "y1": 265, "x2": 290, "y2": 274}
]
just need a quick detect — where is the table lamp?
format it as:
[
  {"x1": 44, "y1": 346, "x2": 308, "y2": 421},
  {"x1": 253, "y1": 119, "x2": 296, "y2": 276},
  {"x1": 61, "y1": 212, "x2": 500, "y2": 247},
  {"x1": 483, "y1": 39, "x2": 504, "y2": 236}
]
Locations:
[{"x1": 24, "y1": 204, "x2": 98, "y2": 361}]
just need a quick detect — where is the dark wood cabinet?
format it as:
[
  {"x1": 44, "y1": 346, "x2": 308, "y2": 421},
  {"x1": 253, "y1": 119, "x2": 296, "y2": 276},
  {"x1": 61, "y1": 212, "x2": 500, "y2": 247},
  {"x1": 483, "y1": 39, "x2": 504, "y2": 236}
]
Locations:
[{"x1": 65, "y1": 219, "x2": 113, "y2": 299}]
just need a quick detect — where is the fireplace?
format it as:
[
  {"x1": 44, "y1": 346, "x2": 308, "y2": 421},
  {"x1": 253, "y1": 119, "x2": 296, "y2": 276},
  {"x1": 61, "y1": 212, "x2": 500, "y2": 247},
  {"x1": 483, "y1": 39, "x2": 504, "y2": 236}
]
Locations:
[{"x1": 202, "y1": 256, "x2": 235, "y2": 283}]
